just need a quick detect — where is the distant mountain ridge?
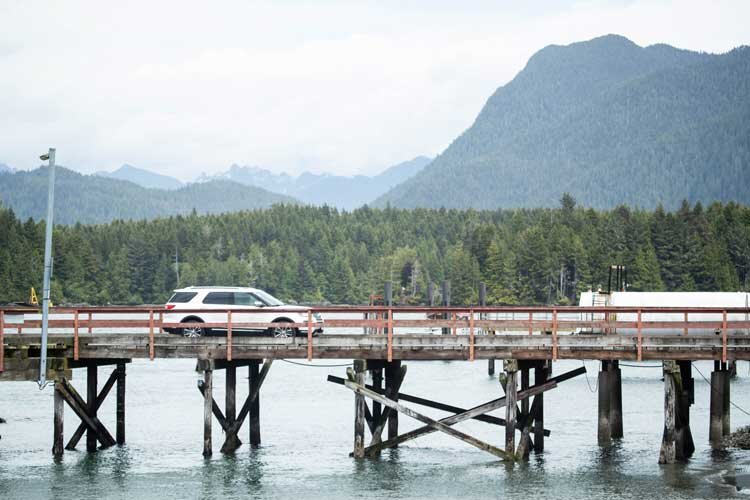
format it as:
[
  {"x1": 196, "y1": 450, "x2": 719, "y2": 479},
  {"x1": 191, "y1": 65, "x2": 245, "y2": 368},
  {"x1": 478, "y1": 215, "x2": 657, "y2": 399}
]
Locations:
[
  {"x1": 200, "y1": 156, "x2": 431, "y2": 209},
  {"x1": 375, "y1": 35, "x2": 750, "y2": 209},
  {"x1": 0, "y1": 163, "x2": 14, "y2": 173},
  {"x1": 96, "y1": 164, "x2": 184, "y2": 190},
  {"x1": 0, "y1": 166, "x2": 297, "y2": 224}
]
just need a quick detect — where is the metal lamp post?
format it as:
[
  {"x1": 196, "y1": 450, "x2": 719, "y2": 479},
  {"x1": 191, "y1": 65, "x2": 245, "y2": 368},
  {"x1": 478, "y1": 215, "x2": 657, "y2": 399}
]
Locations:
[{"x1": 38, "y1": 148, "x2": 56, "y2": 387}]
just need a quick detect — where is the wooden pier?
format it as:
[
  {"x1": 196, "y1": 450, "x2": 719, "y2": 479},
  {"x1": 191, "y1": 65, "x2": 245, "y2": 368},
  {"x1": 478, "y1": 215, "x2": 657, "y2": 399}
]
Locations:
[{"x1": 1, "y1": 299, "x2": 749, "y2": 464}]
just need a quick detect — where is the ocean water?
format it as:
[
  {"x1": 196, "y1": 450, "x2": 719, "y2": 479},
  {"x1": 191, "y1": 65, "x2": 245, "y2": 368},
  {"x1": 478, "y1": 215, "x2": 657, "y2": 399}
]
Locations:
[{"x1": 1, "y1": 357, "x2": 750, "y2": 500}]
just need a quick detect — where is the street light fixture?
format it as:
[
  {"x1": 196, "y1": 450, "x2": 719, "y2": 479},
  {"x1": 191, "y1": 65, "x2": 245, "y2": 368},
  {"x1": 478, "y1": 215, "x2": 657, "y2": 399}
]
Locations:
[{"x1": 38, "y1": 148, "x2": 56, "y2": 388}]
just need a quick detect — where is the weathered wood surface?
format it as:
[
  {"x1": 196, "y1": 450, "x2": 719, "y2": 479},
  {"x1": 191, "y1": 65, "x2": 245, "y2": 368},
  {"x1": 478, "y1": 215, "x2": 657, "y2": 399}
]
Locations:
[
  {"x1": 343, "y1": 379, "x2": 510, "y2": 460},
  {"x1": 4, "y1": 332, "x2": 750, "y2": 366}
]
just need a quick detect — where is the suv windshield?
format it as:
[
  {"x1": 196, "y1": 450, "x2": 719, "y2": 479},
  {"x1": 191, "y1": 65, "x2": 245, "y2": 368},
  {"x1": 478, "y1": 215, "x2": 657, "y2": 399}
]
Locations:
[{"x1": 253, "y1": 290, "x2": 284, "y2": 306}]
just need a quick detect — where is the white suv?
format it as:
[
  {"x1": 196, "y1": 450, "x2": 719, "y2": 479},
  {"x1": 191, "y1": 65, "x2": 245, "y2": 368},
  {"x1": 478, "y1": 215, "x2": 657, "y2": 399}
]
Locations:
[{"x1": 163, "y1": 286, "x2": 323, "y2": 338}]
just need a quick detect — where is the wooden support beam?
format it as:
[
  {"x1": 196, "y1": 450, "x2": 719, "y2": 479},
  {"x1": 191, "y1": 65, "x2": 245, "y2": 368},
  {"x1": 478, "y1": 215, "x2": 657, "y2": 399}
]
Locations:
[
  {"x1": 504, "y1": 360, "x2": 518, "y2": 456},
  {"x1": 677, "y1": 360, "x2": 695, "y2": 458},
  {"x1": 222, "y1": 365, "x2": 240, "y2": 453},
  {"x1": 53, "y1": 381, "x2": 64, "y2": 458},
  {"x1": 360, "y1": 374, "x2": 560, "y2": 457},
  {"x1": 520, "y1": 365, "x2": 531, "y2": 452},
  {"x1": 533, "y1": 361, "x2": 550, "y2": 453},
  {"x1": 87, "y1": 365, "x2": 98, "y2": 452},
  {"x1": 248, "y1": 361, "x2": 262, "y2": 447},
  {"x1": 197, "y1": 381, "x2": 229, "y2": 431},
  {"x1": 352, "y1": 360, "x2": 367, "y2": 458},
  {"x1": 67, "y1": 367, "x2": 119, "y2": 450},
  {"x1": 329, "y1": 364, "x2": 585, "y2": 435},
  {"x1": 609, "y1": 360, "x2": 623, "y2": 439},
  {"x1": 57, "y1": 379, "x2": 116, "y2": 448},
  {"x1": 385, "y1": 360, "x2": 402, "y2": 441},
  {"x1": 710, "y1": 364, "x2": 729, "y2": 445},
  {"x1": 598, "y1": 362, "x2": 612, "y2": 445},
  {"x1": 371, "y1": 366, "x2": 383, "y2": 426},
  {"x1": 368, "y1": 364, "x2": 406, "y2": 447},
  {"x1": 516, "y1": 390, "x2": 543, "y2": 460},
  {"x1": 116, "y1": 362, "x2": 126, "y2": 445},
  {"x1": 344, "y1": 379, "x2": 510, "y2": 460},
  {"x1": 659, "y1": 360, "x2": 678, "y2": 464},
  {"x1": 203, "y1": 369, "x2": 212, "y2": 457}
]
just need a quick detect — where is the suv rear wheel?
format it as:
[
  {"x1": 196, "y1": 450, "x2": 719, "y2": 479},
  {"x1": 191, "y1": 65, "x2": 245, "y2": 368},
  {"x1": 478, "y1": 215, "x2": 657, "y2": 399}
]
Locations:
[{"x1": 180, "y1": 317, "x2": 208, "y2": 338}]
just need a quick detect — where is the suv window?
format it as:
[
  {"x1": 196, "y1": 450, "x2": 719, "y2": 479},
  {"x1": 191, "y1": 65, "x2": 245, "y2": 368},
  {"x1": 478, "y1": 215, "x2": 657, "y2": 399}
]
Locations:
[
  {"x1": 202, "y1": 292, "x2": 234, "y2": 305},
  {"x1": 234, "y1": 292, "x2": 263, "y2": 306},
  {"x1": 168, "y1": 292, "x2": 197, "y2": 303}
]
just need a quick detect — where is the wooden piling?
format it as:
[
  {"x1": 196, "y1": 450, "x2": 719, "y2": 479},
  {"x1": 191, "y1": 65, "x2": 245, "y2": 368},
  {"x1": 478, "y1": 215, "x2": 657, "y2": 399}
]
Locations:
[
  {"x1": 723, "y1": 363, "x2": 731, "y2": 437},
  {"x1": 504, "y1": 359, "x2": 518, "y2": 456},
  {"x1": 520, "y1": 363, "x2": 531, "y2": 452},
  {"x1": 53, "y1": 380, "x2": 64, "y2": 458},
  {"x1": 678, "y1": 360, "x2": 695, "y2": 458},
  {"x1": 203, "y1": 368, "x2": 212, "y2": 457},
  {"x1": 372, "y1": 366, "x2": 383, "y2": 424},
  {"x1": 87, "y1": 364, "x2": 98, "y2": 452},
  {"x1": 116, "y1": 362, "x2": 126, "y2": 445},
  {"x1": 386, "y1": 360, "x2": 402, "y2": 441},
  {"x1": 597, "y1": 362, "x2": 611, "y2": 445},
  {"x1": 533, "y1": 361, "x2": 549, "y2": 453},
  {"x1": 249, "y1": 361, "x2": 261, "y2": 447},
  {"x1": 710, "y1": 363, "x2": 728, "y2": 445},
  {"x1": 225, "y1": 364, "x2": 239, "y2": 451},
  {"x1": 353, "y1": 360, "x2": 366, "y2": 458},
  {"x1": 659, "y1": 360, "x2": 678, "y2": 464},
  {"x1": 609, "y1": 360, "x2": 623, "y2": 439}
]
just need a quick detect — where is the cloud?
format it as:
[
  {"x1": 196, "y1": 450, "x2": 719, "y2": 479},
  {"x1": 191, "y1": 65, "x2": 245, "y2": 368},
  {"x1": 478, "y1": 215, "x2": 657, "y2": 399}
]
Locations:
[{"x1": 0, "y1": 0, "x2": 747, "y2": 178}]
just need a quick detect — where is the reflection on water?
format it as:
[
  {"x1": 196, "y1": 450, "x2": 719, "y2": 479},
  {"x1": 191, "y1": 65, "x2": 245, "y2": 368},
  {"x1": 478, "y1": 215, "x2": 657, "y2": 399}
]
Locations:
[{"x1": 1, "y1": 359, "x2": 750, "y2": 499}]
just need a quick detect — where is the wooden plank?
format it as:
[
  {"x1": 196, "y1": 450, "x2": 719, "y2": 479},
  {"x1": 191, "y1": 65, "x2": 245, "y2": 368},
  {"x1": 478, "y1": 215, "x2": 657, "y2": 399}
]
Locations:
[{"x1": 344, "y1": 379, "x2": 510, "y2": 460}]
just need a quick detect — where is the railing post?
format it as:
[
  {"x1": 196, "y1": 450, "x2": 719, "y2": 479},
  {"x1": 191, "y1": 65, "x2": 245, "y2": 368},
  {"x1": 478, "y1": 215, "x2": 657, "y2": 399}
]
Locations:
[
  {"x1": 387, "y1": 309, "x2": 393, "y2": 362},
  {"x1": 528, "y1": 311, "x2": 532, "y2": 335},
  {"x1": 73, "y1": 310, "x2": 79, "y2": 361},
  {"x1": 637, "y1": 309, "x2": 643, "y2": 362},
  {"x1": 0, "y1": 310, "x2": 4, "y2": 373},
  {"x1": 683, "y1": 312, "x2": 688, "y2": 336},
  {"x1": 148, "y1": 310, "x2": 155, "y2": 361},
  {"x1": 552, "y1": 309, "x2": 558, "y2": 361},
  {"x1": 307, "y1": 310, "x2": 313, "y2": 361},
  {"x1": 227, "y1": 310, "x2": 233, "y2": 362},
  {"x1": 722, "y1": 310, "x2": 728, "y2": 363},
  {"x1": 469, "y1": 308, "x2": 475, "y2": 361}
]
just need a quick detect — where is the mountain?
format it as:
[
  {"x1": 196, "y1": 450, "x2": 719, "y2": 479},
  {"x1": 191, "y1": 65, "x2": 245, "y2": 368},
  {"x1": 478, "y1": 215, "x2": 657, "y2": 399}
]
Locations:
[
  {"x1": 201, "y1": 156, "x2": 430, "y2": 209},
  {"x1": 96, "y1": 164, "x2": 184, "y2": 190},
  {"x1": 0, "y1": 163, "x2": 14, "y2": 173},
  {"x1": 0, "y1": 166, "x2": 298, "y2": 224},
  {"x1": 375, "y1": 35, "x2": 750, "y2": 209}
]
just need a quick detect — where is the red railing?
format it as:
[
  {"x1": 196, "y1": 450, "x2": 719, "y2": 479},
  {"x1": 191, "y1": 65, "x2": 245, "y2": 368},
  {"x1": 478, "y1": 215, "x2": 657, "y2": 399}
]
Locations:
[{"x1": 1, "y1": 305, "x2": 749, "y2": 366}]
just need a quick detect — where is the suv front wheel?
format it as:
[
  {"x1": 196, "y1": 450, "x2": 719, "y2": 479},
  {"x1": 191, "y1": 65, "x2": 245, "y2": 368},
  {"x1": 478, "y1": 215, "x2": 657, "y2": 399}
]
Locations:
[{"x1": 268, "y1": 318, "x2": 298, "y2": 339}]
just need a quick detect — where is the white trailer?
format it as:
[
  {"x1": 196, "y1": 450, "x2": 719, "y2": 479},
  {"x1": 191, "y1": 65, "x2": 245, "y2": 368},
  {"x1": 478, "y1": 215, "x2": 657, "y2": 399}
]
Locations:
[{"x1": 578, "y1": 291, "x2": 750, "y2": 335}]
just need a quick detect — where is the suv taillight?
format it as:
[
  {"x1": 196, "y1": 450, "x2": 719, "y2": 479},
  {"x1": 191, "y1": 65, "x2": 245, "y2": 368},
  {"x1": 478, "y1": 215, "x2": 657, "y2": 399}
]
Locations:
[{"x1": 165, "y1": 304, "x2": 176, "y2": 310}]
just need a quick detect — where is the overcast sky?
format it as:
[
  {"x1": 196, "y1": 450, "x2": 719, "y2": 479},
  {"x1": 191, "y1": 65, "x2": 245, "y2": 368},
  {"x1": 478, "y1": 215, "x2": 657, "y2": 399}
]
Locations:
[{"x1": 0, "y1": 1, "x2": 748, "y2": 179}]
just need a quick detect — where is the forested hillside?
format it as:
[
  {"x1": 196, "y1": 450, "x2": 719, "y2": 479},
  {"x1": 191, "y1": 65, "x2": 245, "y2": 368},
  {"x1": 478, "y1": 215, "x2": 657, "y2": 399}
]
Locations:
[
  {"x1": 376, "y1": 35, "x2": 750, "y2": 209},
  {"x1": 0, "y1": 167, "x2": 297, "y2": 224},
  {"x1": 0, "y1": 198, "x2": 747, "y2": 306}
]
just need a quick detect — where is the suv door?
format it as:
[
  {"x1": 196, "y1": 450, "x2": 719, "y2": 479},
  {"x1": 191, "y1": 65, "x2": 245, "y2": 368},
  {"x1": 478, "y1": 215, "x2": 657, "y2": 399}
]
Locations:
[
  {"x1": 233, "y1": 292, "x2": 266, "y2": 332},
  {"x1": 202, "y1": 292, "x2": 235, "y2": 330}
]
